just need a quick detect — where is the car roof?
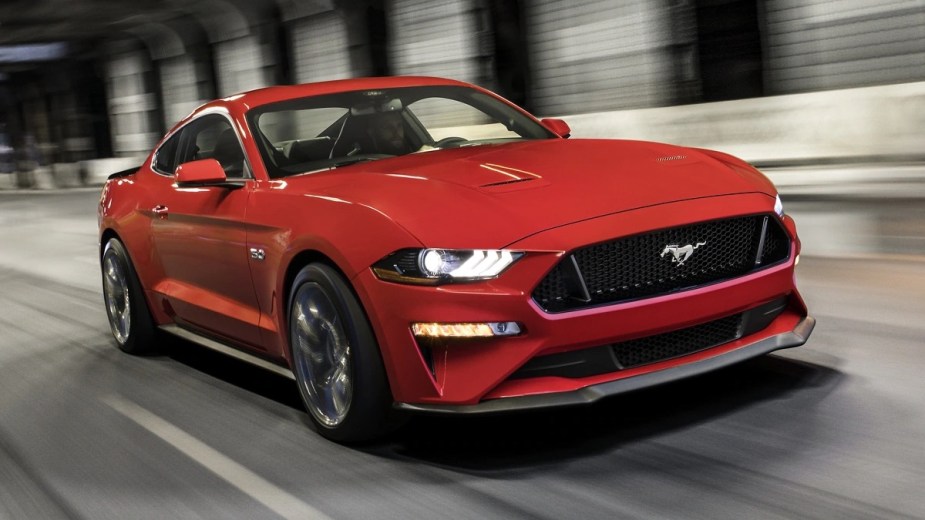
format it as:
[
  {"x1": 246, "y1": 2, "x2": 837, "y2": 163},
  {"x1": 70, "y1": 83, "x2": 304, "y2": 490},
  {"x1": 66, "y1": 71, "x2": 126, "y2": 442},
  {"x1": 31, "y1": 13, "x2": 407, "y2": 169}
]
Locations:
[
  {"x1": 197, "y1": 76, "x2": 474, "y2": 115},
  {"x1": 158, "y1": 76, "x2": 500, "y2": 149}
]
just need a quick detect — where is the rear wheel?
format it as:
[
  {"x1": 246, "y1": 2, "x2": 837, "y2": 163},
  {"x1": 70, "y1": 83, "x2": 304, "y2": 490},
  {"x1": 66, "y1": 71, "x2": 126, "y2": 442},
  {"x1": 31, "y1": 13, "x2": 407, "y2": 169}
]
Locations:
[
  {"x1": 101, "y1": 238, "x2": 157, "y2": 354},
  {"x1": 289, "y1": 263, "x2": 398, "y2": 442}
]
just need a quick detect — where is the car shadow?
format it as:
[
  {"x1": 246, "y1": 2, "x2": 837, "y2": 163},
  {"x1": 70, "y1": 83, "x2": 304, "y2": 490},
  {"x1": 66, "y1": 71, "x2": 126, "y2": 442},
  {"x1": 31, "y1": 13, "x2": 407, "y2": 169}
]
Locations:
[
  {"x1": 367, "y1": 354, "x2": 843, "y2": 471},
  {"x1": 157, "y1": 334, "x2": 842, "y2": 471},
  {"x1": 158, "y1": 334, "x2": 304, "y2": 412}
]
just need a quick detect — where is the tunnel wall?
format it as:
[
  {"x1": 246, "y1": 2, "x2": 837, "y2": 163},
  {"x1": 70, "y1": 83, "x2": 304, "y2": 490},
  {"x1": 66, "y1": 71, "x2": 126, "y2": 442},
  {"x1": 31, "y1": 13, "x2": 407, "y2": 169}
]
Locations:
[{"x1": 7, "y1": 0, "x2": 925, "y2": 188}]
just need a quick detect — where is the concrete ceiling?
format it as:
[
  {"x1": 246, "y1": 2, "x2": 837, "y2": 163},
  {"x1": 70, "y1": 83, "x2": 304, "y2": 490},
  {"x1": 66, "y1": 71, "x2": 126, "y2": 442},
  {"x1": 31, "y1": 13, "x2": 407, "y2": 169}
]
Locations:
[
  {"x1": 0, "y1": 0, "x2": 182, "y2": 46},
  {"x1": 0, "y1": 0, "x2": 343, "y2": 47}
]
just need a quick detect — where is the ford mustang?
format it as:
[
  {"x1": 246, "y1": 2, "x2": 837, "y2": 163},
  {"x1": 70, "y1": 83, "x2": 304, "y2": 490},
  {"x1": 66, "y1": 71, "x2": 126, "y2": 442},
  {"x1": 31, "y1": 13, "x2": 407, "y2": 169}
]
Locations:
[{"x1": 98, "y1": 76, "x2": 814, "y2": 442}]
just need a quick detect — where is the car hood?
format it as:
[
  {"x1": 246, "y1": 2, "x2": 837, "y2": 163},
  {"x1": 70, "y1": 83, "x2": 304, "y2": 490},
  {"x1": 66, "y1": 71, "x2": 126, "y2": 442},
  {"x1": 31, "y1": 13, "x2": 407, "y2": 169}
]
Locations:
[{"x1": 289, "y1": 139, "x2": 776, "y2": 248}]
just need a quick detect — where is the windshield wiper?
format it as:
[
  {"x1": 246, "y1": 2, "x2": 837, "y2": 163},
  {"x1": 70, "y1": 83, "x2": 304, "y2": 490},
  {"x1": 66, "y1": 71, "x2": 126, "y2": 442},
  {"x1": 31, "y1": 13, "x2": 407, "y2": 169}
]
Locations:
[{"x1": 330, "y1": 156, "x2": 386, "y2": 168}]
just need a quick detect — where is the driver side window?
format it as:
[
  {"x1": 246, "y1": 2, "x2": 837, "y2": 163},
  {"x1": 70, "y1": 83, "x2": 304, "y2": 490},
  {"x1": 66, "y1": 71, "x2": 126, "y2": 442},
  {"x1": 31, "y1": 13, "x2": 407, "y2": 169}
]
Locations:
[{"x1": 178, "y1": 115, "x2": 248, "y2": 178}]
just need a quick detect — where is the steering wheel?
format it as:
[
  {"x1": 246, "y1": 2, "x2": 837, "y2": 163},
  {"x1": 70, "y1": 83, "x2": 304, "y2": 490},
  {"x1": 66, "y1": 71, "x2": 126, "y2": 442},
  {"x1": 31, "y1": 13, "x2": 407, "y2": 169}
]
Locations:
[{"x1": 433, "y1": 136, "x2": 468, "y2": 148}]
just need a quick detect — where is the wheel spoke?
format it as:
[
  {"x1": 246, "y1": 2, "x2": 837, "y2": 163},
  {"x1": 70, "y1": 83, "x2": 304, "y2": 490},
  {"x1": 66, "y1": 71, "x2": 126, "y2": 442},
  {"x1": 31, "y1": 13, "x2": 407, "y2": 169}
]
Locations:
[
  {"x1": 102, "y1": 252, "x2": 132, "y2": 344},
  {"x1": 306, "y1": 290, "x2": 338, "y2": 325},
  {"x1": 330, "y1": 376, "x2": 349, "y2": 416},
  {"x1": 291, "y1": 281, "x2": 354, "y2": 427},
  {"x1": 294, "y1": 309, "x2": 320, "y2": 346}
]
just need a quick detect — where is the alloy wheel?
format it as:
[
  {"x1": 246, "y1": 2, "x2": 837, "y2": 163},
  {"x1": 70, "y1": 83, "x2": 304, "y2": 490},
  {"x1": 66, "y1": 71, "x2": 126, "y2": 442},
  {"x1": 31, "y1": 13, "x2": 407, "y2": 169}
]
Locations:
[{"x1": 291, "y1": 282, "x2": 353, "y2": 427}]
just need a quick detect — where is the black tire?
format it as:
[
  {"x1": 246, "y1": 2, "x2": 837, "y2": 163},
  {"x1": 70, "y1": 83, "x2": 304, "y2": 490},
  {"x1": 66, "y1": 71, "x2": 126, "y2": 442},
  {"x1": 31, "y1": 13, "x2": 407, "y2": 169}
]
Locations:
[
  {"x1": 288, "y1": 263, "x2": 400, "y2": 443},
  {"x1": 101, "y1": 238, "x2": 157, "y2": 354}
]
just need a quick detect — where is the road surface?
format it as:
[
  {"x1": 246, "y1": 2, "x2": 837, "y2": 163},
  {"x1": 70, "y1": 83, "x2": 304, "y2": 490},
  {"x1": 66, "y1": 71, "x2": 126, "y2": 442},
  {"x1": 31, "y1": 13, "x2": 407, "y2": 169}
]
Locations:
[{"x1": 0, "y1": 188, "x2": 923, "y2": 519}]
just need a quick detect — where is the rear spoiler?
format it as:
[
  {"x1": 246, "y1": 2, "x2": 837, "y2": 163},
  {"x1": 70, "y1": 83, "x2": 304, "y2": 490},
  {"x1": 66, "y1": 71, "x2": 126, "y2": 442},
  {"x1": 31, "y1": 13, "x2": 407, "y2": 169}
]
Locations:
[{"x1": 107, "y1": 165, "x2": 142, "y2": 180}]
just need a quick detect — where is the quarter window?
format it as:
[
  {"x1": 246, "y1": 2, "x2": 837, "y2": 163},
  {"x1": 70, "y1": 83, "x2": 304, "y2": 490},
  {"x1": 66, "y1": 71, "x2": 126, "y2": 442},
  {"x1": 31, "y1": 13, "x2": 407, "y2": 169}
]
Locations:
[{"x1": 152, "y1": 132, "x2": 180, "y2": 175}]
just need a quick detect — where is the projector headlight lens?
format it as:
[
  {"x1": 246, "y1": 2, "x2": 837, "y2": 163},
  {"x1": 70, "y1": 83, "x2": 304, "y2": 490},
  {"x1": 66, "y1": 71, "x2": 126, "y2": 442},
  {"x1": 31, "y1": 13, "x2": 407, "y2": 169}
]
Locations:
[{"x1": 373, "y1": 248, "x2": 524, "y2": 284}]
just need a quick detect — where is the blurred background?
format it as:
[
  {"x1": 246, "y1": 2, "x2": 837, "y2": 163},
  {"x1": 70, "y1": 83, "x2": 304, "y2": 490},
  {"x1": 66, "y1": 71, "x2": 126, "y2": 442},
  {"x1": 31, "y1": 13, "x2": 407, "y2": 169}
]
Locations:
[
  {"x1": 1, "y1": 3, "x2": 925, "y2": 518},
  {"x1": 1, "y1": 0, "x2": 924, "y2": 257},
  {"x1": 0, "y1": 1, "x2": 922, "y2": 166}
]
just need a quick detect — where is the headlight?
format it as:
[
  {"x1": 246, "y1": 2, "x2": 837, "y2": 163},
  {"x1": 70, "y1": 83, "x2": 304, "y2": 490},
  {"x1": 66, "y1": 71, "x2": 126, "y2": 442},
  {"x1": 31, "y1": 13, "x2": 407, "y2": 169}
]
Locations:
[
  {"x1": 373, "y1": 248, "x2": 524, "y2": 285},
  {"x1": 774, "y1": 194, "x2": 784, "y2": 218}
]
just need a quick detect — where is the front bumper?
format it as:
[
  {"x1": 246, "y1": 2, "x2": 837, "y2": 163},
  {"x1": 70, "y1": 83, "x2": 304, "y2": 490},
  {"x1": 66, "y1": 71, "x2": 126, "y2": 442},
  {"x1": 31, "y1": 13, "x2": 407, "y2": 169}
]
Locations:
[
  {"x1": 395, "y1": 315, "x2": 814, "y2": 414},
  {"x1": 352, "y1": 193, "x2": 811, "y2": 410}
]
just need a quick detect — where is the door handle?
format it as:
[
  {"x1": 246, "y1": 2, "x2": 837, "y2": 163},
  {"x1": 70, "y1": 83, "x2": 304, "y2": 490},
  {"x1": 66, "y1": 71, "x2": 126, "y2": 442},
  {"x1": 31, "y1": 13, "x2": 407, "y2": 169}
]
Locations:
[{"x1": 153, "y1": 205, "x2": 169, "y2": 219}]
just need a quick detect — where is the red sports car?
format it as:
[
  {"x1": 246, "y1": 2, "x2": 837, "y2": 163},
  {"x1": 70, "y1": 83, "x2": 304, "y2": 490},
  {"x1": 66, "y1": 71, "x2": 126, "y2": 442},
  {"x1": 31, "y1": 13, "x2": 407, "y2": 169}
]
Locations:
[{"x1": 98, "y1": 76, "x2": 814, "y2": 442}]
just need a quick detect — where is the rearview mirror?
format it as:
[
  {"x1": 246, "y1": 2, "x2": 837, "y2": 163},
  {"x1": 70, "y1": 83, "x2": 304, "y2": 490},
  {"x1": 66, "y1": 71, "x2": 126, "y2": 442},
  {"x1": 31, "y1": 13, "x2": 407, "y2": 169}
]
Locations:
[
  {"x1": 541, "y1": 118, "x2": 571, "y2": 138},
  {"x1": 351, "y1": 97, "x2": 403, "y2": 116},
  {"x1": 175, "y1": 159, "x2": 244, "y2": 189}
]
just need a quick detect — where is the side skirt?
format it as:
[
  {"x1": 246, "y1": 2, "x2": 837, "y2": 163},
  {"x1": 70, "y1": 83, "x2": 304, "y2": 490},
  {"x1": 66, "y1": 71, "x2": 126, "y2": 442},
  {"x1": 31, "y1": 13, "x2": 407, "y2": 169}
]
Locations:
[{"x1": 159, "y1": 324, "x2": 295, "y2": 381}]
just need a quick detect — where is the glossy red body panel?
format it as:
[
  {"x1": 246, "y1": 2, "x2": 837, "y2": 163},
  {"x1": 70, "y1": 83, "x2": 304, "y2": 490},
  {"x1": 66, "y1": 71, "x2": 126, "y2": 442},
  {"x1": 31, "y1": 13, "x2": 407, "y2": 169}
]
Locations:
[
  {"x1": 175, "y1": 159, "x2": 227, "y2": 184},
  {"x1": 98, "y1": 76, "x2": 811, "y2": 410},
  {"x1": 540, "y1": 117, "x2": 571, "y2": 137},
  {"x1": 352, "y1": 194, "x2": 805, "y2": 405}
]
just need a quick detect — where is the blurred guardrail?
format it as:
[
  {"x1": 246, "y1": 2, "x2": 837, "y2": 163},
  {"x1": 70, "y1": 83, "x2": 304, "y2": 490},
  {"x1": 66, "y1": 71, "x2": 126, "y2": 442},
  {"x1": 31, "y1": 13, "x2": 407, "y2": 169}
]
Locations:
[
  {"x1": 3, "y1": 81, "x2": 923, "y2": 190},
  {"x1": 0, "y1": 157, "x2": 143, "y2": 190},
  {"x1": 762, "y1": 165, "x2": 925, "y2": 258},
  {"x1": 3, "y1": 81, "x2": 925, "y2": 259},
  {"x1": 565, "y1": 81, "x2": 925, "y2": 167}
]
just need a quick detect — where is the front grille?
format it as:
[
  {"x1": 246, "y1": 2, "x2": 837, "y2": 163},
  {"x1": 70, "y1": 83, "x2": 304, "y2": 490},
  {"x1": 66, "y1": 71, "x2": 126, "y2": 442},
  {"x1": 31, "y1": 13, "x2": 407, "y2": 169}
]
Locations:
[
  {"x1": 612, "y1": 313, "x2": 741, "y2": 368},
  {"x1": 510, "y1": 296, "x2": 788, "y2": 380},
  {"x1": 511, "y1": 313, "x2": 743, "y2": 380},
  {"x1": 533, "y1": 214, "x2": 790, "y2": 312}
]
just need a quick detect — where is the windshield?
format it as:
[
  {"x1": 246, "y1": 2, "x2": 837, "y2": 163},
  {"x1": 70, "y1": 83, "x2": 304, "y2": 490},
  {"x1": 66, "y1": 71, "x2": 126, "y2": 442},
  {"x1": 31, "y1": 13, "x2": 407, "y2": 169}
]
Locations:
[{"x1": 246, "y1": 85, "x2": 555, "y2": 178}]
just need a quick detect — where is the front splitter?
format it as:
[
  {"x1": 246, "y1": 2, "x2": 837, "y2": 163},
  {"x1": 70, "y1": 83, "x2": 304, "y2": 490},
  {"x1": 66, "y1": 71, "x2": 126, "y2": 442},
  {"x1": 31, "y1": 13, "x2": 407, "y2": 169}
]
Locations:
[{"x1": 395, "y1": 315, "x2": 815, "y2": 415}]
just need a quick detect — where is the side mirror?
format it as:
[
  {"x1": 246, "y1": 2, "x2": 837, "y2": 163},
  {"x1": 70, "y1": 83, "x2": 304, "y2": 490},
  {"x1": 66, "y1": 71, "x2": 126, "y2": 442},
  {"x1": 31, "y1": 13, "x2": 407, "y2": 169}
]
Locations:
[
  {"x1": 175, "y1": 159, "x2": 244, "y2": 189},
  {"x1": 541, "y1": 118, "x2": 571, "y2": 138}
]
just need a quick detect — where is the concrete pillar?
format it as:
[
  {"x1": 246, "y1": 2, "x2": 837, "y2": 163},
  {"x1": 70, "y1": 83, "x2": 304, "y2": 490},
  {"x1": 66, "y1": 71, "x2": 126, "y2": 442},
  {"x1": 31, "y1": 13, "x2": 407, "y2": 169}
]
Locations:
[
  {"x1": 214, "y1": 35, "x2": 271, "y2": 96},
  {"x1": 764, "y1": 0, "x2": 925, "y2": 94},
  {"x1": 104, "y1": 43, "x2": 160, "y2": 157},
  {"x1": 291, "y1": 10, "x2": 354, "y2": 83},
  {"x1": 526, "y1": 0, "x2": 677, "y2": 114},
  {"x1": 159, "y1": 55, "x2": 204, "y2": 129},
  {"x1": 387, "y1": 0, "x2": 489, "y2": 84}
]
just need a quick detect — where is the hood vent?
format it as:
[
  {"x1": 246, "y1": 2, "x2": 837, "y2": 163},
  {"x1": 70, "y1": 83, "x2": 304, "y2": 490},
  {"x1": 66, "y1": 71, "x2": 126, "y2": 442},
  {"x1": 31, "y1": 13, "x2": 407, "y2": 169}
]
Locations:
[
  {"x1": 480, "y1": 177, "x2": 535, "y2": 188},
  {"x1": 656, "y1": 154, "x2": 688, "y2": 162}
]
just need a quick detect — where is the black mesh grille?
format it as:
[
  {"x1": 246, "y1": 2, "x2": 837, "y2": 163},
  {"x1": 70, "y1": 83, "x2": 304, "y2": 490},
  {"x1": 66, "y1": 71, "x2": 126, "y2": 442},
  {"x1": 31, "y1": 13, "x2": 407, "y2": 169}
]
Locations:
[
  {"x1": 509, "y1": 296, "x2": 788, "y2": 380},
  {"x1": 612, "y1": 313, "x2": 742, "y2": 368},
  {"x1": 533, "y1": 214, "x2": 790, "y2": 312}
]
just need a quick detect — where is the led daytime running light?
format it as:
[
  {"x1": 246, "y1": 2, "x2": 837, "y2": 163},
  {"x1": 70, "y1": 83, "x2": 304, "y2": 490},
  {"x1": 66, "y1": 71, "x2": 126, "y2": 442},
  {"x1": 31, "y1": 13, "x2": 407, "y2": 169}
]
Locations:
[
  {"x1": 372, "y1": 248, "x2": 524, "y2": 285},
  {"x1": 417, "y1": 248, "x2": 520, "y2": 279},
  {"x1": 774, "y1": 194, "x2": 784, "y2": 217},
  {"x1": 412, "y1": 321, "x2": 522, "y2": 338}
]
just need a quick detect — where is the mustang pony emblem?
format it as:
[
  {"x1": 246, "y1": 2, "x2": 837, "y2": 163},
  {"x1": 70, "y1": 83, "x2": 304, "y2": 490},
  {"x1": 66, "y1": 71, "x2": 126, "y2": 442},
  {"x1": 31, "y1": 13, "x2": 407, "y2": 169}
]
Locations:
[{"x1": 661, "y1": 241, "x2": 707, "y2": 266}]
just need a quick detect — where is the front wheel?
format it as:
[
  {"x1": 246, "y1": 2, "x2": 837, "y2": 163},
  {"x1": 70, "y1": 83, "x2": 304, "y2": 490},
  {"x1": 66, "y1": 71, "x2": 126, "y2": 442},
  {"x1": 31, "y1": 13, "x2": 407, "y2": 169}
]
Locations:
[
  {"x1": 288, "y1": 263, "x2": 399, "y2": 442},
  {"x1": 101, "y1": 238, "x2": 157, "y2": 354}
]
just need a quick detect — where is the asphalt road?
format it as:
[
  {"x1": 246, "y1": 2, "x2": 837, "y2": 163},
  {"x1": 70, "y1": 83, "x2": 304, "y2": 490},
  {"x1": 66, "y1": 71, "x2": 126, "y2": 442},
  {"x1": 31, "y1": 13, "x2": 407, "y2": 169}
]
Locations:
[{"x1": 1, "y1": 188, "x2": 923, "y2": 519}]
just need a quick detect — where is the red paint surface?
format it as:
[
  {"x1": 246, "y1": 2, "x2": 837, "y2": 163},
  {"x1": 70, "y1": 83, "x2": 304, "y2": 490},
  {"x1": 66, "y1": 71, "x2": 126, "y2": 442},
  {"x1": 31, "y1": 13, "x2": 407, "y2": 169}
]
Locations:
[{"x1": 99, "y1": 77, "x2": 810, "y2": 408}]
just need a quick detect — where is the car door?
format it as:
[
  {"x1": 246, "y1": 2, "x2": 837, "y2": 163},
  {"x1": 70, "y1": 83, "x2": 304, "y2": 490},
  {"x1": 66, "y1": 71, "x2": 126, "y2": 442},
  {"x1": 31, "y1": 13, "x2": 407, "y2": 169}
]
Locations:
[{"x1": 148, "y1": 113, "x2": 264, "y2": 349}]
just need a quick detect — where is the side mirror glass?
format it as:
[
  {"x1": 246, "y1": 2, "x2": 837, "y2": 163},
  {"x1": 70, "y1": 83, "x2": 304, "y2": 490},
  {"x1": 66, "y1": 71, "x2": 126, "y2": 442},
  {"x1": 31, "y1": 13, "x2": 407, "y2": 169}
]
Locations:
[{"x1": 541, "y1": 118, "x2": 571, "y2": 138}]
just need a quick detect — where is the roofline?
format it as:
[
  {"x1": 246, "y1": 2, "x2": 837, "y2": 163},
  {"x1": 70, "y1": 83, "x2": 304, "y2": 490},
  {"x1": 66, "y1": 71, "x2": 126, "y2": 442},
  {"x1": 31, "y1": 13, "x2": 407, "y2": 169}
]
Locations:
[
  {"x1": 212, "y1": 76, "x2": 475, "y2": 111},
  {"x1": 165, "y1": 76, "x2": 516, "y2": 143}
]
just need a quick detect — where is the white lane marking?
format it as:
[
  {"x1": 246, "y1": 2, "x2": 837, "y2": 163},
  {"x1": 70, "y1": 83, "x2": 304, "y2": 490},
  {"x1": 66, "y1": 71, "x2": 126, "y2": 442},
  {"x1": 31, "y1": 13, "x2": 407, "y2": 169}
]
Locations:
[{"x1": 104, "y1": 396, "x2": 331, "y2": 520}]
